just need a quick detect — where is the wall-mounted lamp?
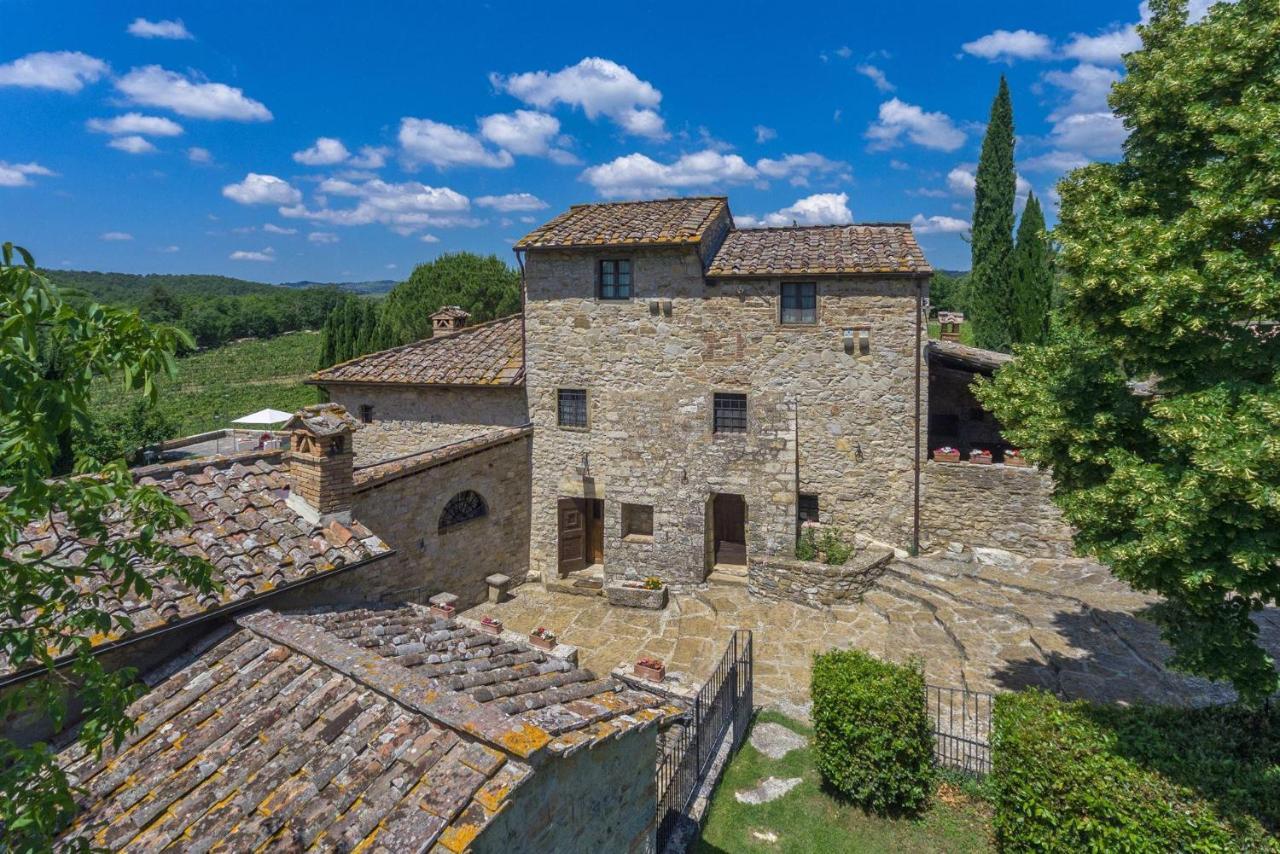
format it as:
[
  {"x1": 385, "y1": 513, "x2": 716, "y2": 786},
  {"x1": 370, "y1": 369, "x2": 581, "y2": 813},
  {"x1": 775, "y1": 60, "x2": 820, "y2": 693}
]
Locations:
[{"x1": 577, "y1": 451, "x2": 590, "y2": 476}]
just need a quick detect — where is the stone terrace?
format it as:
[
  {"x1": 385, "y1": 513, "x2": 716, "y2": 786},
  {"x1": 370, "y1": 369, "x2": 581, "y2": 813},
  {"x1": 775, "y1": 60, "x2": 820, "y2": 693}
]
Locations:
[{"x1": 467, "y1": 556, "x2": 1280, "y2": 709}]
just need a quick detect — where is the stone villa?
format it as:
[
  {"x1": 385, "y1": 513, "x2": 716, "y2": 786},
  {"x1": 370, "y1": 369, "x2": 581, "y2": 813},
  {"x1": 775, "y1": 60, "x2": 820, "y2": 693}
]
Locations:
[{"x1": 5, "y1": 195, "x2": 1081, "y2": 851}]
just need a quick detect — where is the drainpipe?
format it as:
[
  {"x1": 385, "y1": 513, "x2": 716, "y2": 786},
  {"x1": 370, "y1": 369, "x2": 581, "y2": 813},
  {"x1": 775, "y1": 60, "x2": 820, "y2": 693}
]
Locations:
[
  {"x1": 514, "y1": 248, "x2": 529, "y2": 413},
  {"x1": 912, "y1": 275, "x2": 923, "y2": 556}
]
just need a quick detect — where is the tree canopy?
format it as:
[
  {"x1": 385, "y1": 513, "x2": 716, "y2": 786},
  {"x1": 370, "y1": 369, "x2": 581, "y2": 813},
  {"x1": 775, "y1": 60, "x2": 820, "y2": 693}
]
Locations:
[
  {"x1": 977, "y1": 0, "x2": 1280, "y2": 705},
  {"x1": 968, "y1": 76, "x2": 1017, "y2": 353},
  {"x1": 374, "y1": 252, "x2": 520, "y2": 348},
  {"x1": 1010, "y1": 192, "x2": 1053, "y2": 346}
]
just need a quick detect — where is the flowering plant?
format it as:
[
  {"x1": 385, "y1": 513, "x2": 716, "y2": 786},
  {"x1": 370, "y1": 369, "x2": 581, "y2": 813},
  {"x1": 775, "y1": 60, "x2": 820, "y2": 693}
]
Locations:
[
  {"x1": 481, "y1": 615, "x2": 501, "y2": 627},
  {"x1": 637, "y1": 657, "x2": 664, "y2": 670},
  {"x1": 642, "y1": 576, "x2": 663, "y2": 590},
  {"x1": 1005, "y1": 448, "x2": 1022, "y2": 458},
  {"x1": 531, "y1": 626, "x2": 555, "y2": 639},
  {"x1": 936, "y1": 446, "x2": 958, "y2": 455}
]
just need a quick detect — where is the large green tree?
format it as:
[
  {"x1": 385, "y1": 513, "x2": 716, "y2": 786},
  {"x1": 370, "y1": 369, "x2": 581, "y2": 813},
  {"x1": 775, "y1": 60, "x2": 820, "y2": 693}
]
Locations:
[
  {"x1": 374, "y1": 252, "x2": 520, "y2": 347},
  {"x1": 969, "y1": 76, "x2": 1017, "y2": 353},
  {"x1": 1009, "y1": 192, "x2": 1053, "y2": 346},
  {"x1": 0, "y1": 244, "x2": 215, "y2": 848},
  {"x1": 977, "y1": 0, "x2": 1280, "y2": 705}
]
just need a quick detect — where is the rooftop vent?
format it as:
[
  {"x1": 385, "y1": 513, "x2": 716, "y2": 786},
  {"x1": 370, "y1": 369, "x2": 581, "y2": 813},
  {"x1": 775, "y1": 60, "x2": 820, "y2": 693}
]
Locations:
[{"x1": 431, "y1": 305, "x2": 471, "y2": 336}]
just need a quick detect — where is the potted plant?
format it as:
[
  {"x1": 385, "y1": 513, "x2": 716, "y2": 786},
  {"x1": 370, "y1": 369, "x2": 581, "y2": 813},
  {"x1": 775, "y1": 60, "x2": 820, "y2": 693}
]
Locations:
[
  {"x1": 1004, "y1": 448, "x2": 1029, "y2": 467},
  {"x1": 479, "y1": 615, "x2": 503, "y2": 636},
  {"x1": 969, "y1": 448, "x2": 993, "y2": 465},
  {"x1": 430, "y1": 602, "x2": 456, "y2": 620},
  {"x1": 529, "y1": 626, "x2": 557, "y2": 651},
  {"x1": 634, "y1": 657, "x2": 666, "y2": 682},
  {"x1": 933, "y1": 446, "x2": 961, "y2": 463}
]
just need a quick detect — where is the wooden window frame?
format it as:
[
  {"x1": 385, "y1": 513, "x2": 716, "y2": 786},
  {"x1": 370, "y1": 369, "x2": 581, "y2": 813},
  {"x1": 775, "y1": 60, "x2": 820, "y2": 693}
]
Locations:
[
  {"x1": 597, "y1": 259, "x2": 633, "y2": 301},
  {"x1": 779, "y1": 281, "x2": 818, "y2": 326},
  {"x1": 712, "y1": 392, "x2": 748, "y2": 434},
  {"x1": 556, "y1": 387, "x2": 589, "y2": 430}
]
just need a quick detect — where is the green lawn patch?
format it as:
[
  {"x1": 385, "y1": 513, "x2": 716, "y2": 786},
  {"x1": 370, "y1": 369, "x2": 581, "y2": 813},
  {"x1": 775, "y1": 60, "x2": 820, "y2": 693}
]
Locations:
[
  {"x1": 90, "y1": 332, "x2": 322, "y2": 436},
  {"x1": 697, "y1": 711, "x2": 992, "y2": 853}
]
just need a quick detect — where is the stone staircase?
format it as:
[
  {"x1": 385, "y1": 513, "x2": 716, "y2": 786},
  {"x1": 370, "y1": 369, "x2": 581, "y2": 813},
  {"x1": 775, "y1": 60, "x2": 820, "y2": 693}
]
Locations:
[{"x1": 546, "y1": 567, "x2": 604, "y2": 597}]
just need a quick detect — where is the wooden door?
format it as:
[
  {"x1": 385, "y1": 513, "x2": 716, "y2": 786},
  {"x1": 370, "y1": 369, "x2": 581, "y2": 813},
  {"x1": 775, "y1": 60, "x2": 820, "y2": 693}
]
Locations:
[
  {"x1": 713, "y1": 493, "x2": 747, "y2": 566},
  {"x1": 587, "y1": 499, "x2": 605, "y2": 565},
  {"x1": 558, "y1": 498, "x2": 586, "y2": 574}
]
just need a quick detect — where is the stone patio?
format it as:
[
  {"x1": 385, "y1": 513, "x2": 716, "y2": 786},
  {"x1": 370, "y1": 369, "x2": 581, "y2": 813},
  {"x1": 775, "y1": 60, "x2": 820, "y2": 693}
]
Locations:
[{"x1": 463, "y1": 554, "x2": 1280, "y2": 709}]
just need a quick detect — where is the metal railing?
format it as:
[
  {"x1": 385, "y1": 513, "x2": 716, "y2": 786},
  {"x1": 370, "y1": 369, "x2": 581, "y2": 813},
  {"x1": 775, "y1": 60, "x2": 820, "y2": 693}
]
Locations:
[
  {"x1": 656, "y1": 629, "x2": 753, "y2": 852},
  {"x1": 928, "y1": 683, "x2": 993, "y2": 776}
]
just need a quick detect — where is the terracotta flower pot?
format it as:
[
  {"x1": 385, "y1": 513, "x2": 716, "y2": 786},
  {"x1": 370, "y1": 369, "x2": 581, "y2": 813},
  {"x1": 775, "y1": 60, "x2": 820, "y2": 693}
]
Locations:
[
  {"x1": 969, "y1": 451, "x2": 993, "y2": 465},
  {"x1": 634, "y1": 660, "x2": 666, "y2": 682},
  {"x1": 529, "y1": 632, "x2": 556, "y2": 651},
  {"x1": 933, "y1": 450, "x2": 961, "y2": 463},
  {"x1": 479, "y1": 619, "x2": 503, "y2": 636},
  {"x1": 430, "y1": 603, "x2": 456, "y2": 620},
  {"x1": 1004, "y1": 455, "x2": 1029, "y2": 467}
]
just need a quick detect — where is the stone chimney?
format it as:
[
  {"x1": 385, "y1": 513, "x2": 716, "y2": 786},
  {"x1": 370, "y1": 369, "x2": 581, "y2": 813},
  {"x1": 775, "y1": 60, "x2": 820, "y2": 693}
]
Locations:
[
  {"x1": 283, "y1": 403, "x2": 357, "y2": 523},
  {"x1": 431, "y1": 305, "x2": 471, "y2": 336}
]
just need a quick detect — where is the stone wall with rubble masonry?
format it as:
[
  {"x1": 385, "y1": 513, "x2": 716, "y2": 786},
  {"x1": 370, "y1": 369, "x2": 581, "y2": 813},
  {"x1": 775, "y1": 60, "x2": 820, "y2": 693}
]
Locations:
[
  {"x1": 749, "y1": 544, "x2": 894, "y2": 610},
  {"x1": 325, "y1": 383, "x2": 528, "y2": 427},
  {"x1": 523, "y1": 239, "x2": 926, "y2": 586},
  {"x1": 921, "y1": 460, "x2": 1073, "y2": 558}
]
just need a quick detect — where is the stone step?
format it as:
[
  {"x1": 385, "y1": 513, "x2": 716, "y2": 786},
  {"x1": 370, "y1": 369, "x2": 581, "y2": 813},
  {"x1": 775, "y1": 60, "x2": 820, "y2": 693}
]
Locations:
[
  {"x1": 545, "y1": 577, "x2": 603, "y2": 597},
  {"x1": 706, "y1": 570, "x2": 749, "y2": 587}
]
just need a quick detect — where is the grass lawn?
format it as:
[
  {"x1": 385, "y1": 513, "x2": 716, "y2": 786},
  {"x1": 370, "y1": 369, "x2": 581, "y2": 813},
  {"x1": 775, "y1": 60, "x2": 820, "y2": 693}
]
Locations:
[
  {"x1": 90, "y1": 332, "x2": 323, "y2": 437},
  {"x1": 697, "y1": 712, "x2": 992, "y2": 854}
]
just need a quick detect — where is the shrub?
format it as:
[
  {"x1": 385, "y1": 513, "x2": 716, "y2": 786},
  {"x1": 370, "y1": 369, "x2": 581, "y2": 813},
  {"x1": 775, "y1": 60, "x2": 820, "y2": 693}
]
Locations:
[
  {"x1": 810, "y1": 649, "x2": 933, "y2": 814},
  {"x1": 795, "y1": 527, "x2": 856, "y2": 566},
  {"x1": 991, "y1": 690, "x2": 1279, "y2": 852}
]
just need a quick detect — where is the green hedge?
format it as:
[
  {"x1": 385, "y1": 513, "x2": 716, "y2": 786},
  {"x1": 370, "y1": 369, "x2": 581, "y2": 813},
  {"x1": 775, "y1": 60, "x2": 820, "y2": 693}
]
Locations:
[
  {"x1": 810, "y1": 649, "x2": 933, "y2": 813},
  {"x1": 992, "y1": 690, "x2": 1279, "y2": 852}
]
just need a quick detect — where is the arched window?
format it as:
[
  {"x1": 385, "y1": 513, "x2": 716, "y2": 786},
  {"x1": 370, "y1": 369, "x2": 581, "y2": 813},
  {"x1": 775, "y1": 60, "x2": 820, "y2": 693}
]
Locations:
[{"x1": 438, "y1": 490, "x2": 487, "y2": 532}]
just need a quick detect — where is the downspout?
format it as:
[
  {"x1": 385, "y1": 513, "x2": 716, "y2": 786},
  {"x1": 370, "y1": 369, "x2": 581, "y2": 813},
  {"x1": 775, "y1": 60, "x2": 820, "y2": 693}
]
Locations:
[
  {"x1": 912, "y1": 275, "x2": 923, "y2": 556},
  {"x1": 514, "y1": 248, "x2": 529, "y2": 416}
]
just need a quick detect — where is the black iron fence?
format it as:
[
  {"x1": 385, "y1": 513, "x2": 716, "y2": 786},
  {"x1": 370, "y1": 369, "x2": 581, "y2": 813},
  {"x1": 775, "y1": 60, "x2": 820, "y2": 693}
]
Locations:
[
  {"x1": 928, "y1": 683, "x2": 994, "y2": 776},
  {"x1": 656, "y1": 629, "x2": 753, "y2": 852}
]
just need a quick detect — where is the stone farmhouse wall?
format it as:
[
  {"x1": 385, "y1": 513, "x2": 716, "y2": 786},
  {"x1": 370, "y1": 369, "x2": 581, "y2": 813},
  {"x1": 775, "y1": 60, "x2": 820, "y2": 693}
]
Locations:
[
  {"x1": 523, "y1": 241, "x2": 925, "y2": 585},
  {"x1": 922, "y1": 460, "x2": 1073, "y2": 557},
  {"x1": 324, "y1": 383, "x2": 527, "y2": 427},
  {"x1": 474, "y1": 725, "x2": 657, "y2": 853}
]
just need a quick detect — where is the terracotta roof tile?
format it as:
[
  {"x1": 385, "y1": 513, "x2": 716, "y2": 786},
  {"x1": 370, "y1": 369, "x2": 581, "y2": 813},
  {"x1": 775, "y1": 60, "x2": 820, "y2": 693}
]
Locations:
[
  {"x1": 707, "y1": 223, "x2": 931, "y2": 277},
  {"x1": 515, "y1": 196, "x2": 728, "y2": 249},
  {"x1": 310, "y1": 314, "x2": 524, "y2": 387}
]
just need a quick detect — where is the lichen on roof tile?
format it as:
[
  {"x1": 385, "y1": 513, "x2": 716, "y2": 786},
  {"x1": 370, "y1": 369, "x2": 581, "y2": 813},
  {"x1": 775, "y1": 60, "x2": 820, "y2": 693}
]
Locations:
[
  {"x1": 515, "y1": 196, "x2": 728, "y2": 249},
  {"x1": 707, "y1": 223, "x2": 931, "y2": 277}
]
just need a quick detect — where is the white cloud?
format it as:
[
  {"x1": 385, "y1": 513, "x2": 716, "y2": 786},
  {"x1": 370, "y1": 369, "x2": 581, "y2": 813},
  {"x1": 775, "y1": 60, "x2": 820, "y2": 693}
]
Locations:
[
  {"x1": 855, "y1": 64, "x2": 895, "y2": 92},
  {"x1": 280, "y1": 177, "x2": 475, "y2": 232},
  {"x1": 293, "y1": 137, "x2": 350, "y2": 166},
  {"x1": 754, "y1": 125, "x2": 777, "y2": 144},
  {"x1": 262, "y1": 223, "x2": 297, "y2": 234},
  {"x1": 1050, "y1": 112, "x2": 1128, "y2": 156},
  {"x1": 116, "y1": 66, "x2": 271, "y2": 121},
  {"x1": 1044, "y1": 64, "x2": 1121, "y2": 120},
  {"x1": 755, "y1": 153, "x2": 851, "y2": 187},
  {"x1": 947, "y1": 165, "x2": 1032, "y2": 198},
  {"x1": 0, "y1": 51, "x2": 108, "y2": 93},
  {"x1": 866, "y1": 99, "x2": 966, "y2": 152},
  {"x1": 107, "y1": 135, "x2": 157, "y2": 154},
  {"x1": 580, "y1": 150, "x2": 758, "y2": 198},
  {"x1": 157, "y1": 245, "x2": 180, "y2": 253},
  {"x1": 491, "y1": 57, "x2": 667, "y2": 139},
  {"x1": 127, "y1": 18, "x2": 193, "y2": 39},
  {"x1": 1021, "y1": 150, "x2": 1090, "y2": 173},
  {"x1": 1063, "y1": 25, "x2": 1141, "y2": 64},
  {"x1": 0, "y1": 161, "x2": 56, "y2": 187},
  {"x1": 835, "y1": 46, "x2": 853, "y2": 59},
  {"x1": 398, "y1": 117, "x2": 513, "y2": 169},
  {"x1": 100, "y1": 231, "x2": 133, "y2": 241},
  {"x1": 962, "y1": 29, "x2": 1054, "y2": 62},
  {"x1": 736, "y1": 192, "x2": 854, "y2": 228},
  {"x1": 307, "y1": 231, "x2": 339, "y2": 244},
  {"x1": 86, "y1": 112, "x2": 183, "y2": 137},
  {"x1": 222, "y1": 173, "x2": 302, "y2": 205},
  {"x1": 911, "y1": 214, "x2": 971, "y2": 235},
  {"x1": 349, "y1": 145, "x2": 391, "y2": 169},
  {"x1": 420, "y1": 233, "x2": 440, "y2": 243},
  {"x1": 478, "y1": 110, "x2": 578, "y2": 163},
  {"x1": 230, "y1": 248, "x2": 275, "y2": 262},
  {"x1": 187, "y1": 146, "x2": 212, "y2": 164},
  {"x1": 475, "y1": 193, "x2": 548, "y2": 212}
]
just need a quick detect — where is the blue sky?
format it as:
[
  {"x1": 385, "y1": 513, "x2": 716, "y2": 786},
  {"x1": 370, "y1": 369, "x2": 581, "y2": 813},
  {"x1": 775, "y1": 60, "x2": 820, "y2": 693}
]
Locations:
[{"x1": 0, "y1": 0, "x2": 1204, "y2": 281}]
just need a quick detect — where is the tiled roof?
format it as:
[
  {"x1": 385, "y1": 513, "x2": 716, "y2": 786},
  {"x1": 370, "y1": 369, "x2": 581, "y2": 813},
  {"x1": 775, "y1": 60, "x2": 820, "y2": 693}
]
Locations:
[
  {"x1": 926, "y1": 338, "x2": 1014, "y2": 374},
  {"x1": 514, "y1": 196, "x2": 729, "y2": 249},
  {"x1": 5, "y1": 453, "x2": 389, "y2": 673},
  {"x1": 309, "y1": 314, "x2": 524, "y2": 387},
  {"x1": 59, "y1": 604, "x2": 679, "y2": 852},
  {"x1": 355, "y1": 425, "x2": 533, "y2": 489},
  {"x1": 706, "y1": 224, "x2": 931, "y2": 277},
  {"x1": 282, "y1": 402, "x2": 358, "y2": 437}
]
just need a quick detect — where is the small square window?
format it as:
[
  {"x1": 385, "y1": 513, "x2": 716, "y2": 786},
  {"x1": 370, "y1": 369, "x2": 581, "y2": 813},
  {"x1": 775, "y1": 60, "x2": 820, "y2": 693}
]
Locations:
[
  {"x1": 780, "y1": 282, "x2": 817, "y2": 324},
  {"x1": 713, "y1": 393, "x2": 748, "y2": 434},
  {"x1": 599, "y1": 260, "x2": 632, "y2": 300},
  {"x1": 798, "y1": 494, "x2": 820, "y2": 524},
  {"x1": 621, "y1": 503, "x2": 654, "y2": 539},
  {"x1": 358, "y1": 404, "x2": 374, "y2": 424},
  {"x1": 557, "y1": 389, "x2": 588, "y2": 428}
]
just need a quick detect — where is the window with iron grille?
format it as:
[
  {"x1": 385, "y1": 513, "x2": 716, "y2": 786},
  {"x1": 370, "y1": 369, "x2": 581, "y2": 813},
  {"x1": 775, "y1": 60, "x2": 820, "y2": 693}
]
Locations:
[
  {"x1": 798, "y1": 494, "x2": 820, "y2": 524},
  {"x1": 713, "y1": 393, "x2": 748, "y2": 434},
  {"x1": 598, "y1": 259, "x2": 632, "y2": 300},
  {"x1": 557, "y1": 388, "x2": 588, "y2": 428},
  {"x1": 622, "y1": 503, "x2": 654, "y2": 539},
  {"x1": 438, "y1": 490, "x2": 487, "y2": 532},
  {"x1": 780, "y1": 282, "x2": 817, "y2": 324},
  {"x1": 358, "y1": 404, "x2": 373, "y2": 424}
]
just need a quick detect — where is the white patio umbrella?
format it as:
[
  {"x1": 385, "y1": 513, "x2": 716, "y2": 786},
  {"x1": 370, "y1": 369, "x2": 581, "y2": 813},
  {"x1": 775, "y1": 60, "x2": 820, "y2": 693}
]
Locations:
[{"x1": 231, "y1": 408, "x2": 293, "y2": 425}]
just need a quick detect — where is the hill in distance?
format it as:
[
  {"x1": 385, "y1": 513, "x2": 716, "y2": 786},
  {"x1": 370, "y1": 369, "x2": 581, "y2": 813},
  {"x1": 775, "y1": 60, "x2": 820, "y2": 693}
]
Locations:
[{"x1": 42, "y1": 269, "x2": 397, "y2": 305}]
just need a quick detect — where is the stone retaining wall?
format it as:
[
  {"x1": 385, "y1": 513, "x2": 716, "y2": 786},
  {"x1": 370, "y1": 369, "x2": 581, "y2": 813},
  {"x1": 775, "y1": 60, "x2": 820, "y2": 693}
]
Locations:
[
  {"x1": 922, "y1": 460, "x2": 1073, "y2": 557},
  {"x1": 749, "y1": 547, "x2": 893, "y2": 609}
]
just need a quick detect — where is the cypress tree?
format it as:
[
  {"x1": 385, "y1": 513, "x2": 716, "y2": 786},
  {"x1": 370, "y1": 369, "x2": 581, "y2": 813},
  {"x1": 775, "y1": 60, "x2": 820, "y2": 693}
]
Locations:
[
  {"x1": 317, "y1": 308, "x2": 337, "y2": 369},
  {"x1": 1010, "y1": 192, "x2": 1053, "y2": 345},
  {"x1": 339, "y1": 297, "x2": 360, "y2": 363},
  {"x1": 969, "y1": 76, "x2": 1017, "y2": 352}
]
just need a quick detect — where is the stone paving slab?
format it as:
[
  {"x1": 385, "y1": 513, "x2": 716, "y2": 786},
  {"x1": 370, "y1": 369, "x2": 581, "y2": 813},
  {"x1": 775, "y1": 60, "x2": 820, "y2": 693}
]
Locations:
[{"x1": 463, "y1": 557, "x2": 1280, "y2": 707}]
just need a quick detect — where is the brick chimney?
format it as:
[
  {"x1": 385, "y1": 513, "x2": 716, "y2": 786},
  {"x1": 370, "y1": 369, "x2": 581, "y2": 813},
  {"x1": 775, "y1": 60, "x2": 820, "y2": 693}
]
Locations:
[
  {"x1": 431, "y1": 305, "x2": 470, "y2": 336},
  {"x1": 283, "y1": 403, "x2": 357, "y2": 523}
]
